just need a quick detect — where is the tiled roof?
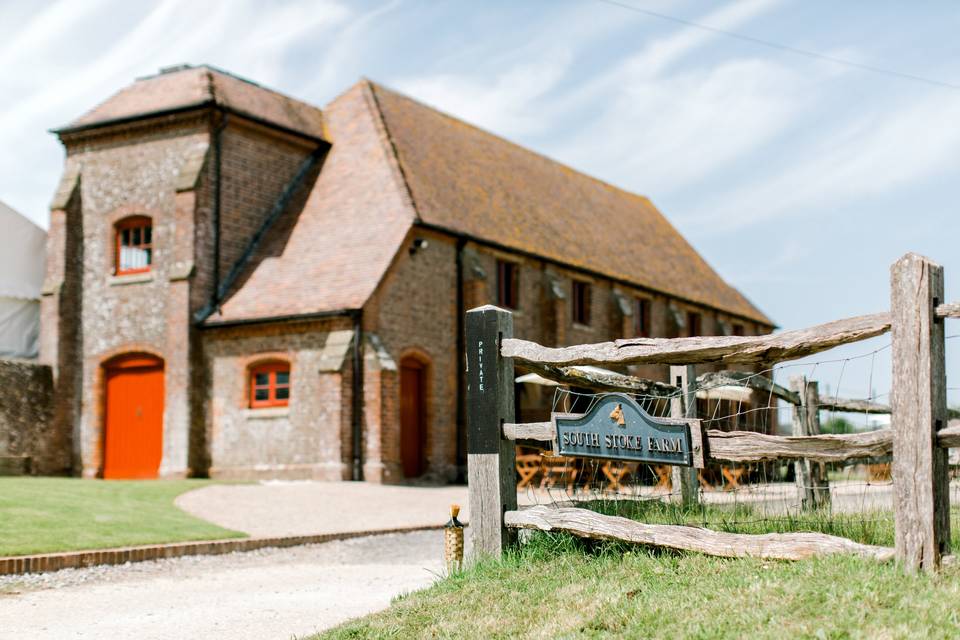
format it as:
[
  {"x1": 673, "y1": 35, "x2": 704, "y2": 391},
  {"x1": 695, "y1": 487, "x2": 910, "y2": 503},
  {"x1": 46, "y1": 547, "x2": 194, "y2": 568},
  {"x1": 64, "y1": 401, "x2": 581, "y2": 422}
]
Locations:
[
  {"x1": 368, "y1": 83, "x2": 771, "y2": 325},
  {"x1": 59, "y1": 65, "x2": 325, "y2": 140},
  {"x1": 198, "y1": 76, "x2": 769, "y2": 326},
  {"x1": 204, "y1": 81, "x2": 416, "y2": 324}
]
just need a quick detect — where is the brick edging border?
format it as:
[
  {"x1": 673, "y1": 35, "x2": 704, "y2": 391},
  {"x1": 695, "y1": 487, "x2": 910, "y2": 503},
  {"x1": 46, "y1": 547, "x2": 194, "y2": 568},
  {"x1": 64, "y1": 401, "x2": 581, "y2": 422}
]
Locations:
[{"x1": 0, "y1": 523, "x2": 452, "y2": 576}]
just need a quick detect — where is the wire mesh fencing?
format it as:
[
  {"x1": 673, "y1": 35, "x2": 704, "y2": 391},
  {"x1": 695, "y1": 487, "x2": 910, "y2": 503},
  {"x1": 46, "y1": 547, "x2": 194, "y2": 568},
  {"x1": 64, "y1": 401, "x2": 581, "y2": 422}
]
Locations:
[{"x1": 509, "y1": 342, "x2": 960, "y2": 550}]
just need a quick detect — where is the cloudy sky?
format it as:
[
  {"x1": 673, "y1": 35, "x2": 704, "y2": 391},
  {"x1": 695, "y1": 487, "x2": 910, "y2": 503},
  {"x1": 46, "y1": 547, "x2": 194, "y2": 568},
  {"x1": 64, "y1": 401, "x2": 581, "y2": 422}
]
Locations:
[{"x1": 1, "y1": 0, "x2": 957, "y2": 407}]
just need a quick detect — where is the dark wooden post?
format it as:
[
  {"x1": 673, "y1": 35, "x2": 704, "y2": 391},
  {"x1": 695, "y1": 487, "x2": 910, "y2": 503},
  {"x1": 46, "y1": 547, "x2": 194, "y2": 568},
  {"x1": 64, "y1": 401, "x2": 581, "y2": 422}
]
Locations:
[
  {"x1": 670, "y1": 365, "x2": 699, "y2": 506},
  {"x1": 466, "y1": 305, "x2": 517, "y2": 557},
  {"x1": 791, "y1": 376, "x2": 830, "y2": 511},
  {"x1": 891, "y1": 253, "x2": 949, "y2": 572}
]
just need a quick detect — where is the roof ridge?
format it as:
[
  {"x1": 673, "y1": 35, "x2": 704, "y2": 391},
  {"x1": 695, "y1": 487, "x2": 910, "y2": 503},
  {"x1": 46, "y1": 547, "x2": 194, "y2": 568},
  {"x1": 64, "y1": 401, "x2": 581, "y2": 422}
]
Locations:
[
  {"x1": 367, "y1": 80, "x2": 772, "y2": 325},
  {"x1": 363, "y1": 80, "x2": 421, "y2": 222},
  {"x1": 139, "y1": 63, "x2": 267, "y2": 92},
  {"x1": 57, "y1": 64, "x2": 325, "y2": 139},
  {"x1": 204, "y1": 67, "x2": 217, "y2": 103},
  {"x1": 200, "y1": 64, "x2": 319, "y2": 107}
]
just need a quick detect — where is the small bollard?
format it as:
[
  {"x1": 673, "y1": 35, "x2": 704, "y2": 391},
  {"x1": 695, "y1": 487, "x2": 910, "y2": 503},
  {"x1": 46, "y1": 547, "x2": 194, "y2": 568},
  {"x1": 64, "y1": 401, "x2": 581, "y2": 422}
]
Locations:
[{"x1": 444, "y1": 503, "x2": 464, "y2": 573}]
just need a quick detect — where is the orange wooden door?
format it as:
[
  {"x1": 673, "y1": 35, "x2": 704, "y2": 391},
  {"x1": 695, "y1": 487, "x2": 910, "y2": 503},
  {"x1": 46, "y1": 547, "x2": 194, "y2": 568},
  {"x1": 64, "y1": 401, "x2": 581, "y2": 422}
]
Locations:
[
  {"x1": 103, "y1": 355, "x2": 164, "y2": 479},
  {"x1": 400, "y1": 359, "x2": 426, "y2": 478}
]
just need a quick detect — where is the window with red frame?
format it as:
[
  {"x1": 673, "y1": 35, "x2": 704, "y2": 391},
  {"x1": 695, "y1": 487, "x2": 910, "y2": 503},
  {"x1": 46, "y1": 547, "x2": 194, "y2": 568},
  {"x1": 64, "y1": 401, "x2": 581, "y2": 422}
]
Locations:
[
  {"x1": 115, "y1": 217, "x2": 153, "y2": 275},
  {"x1": 249, "y1": 362, "x2": 291, "y2": 408}
]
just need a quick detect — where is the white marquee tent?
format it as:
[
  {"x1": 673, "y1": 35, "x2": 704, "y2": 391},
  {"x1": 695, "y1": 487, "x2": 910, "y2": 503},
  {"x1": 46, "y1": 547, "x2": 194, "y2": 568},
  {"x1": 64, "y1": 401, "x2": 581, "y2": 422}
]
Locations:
[{"x1": 0, "y1": 200, "x2": 45, "y2": 359}]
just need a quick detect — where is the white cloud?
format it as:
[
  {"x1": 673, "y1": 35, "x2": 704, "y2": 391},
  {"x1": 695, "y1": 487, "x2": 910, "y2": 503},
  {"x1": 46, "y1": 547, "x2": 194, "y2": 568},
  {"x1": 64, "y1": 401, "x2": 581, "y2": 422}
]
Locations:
[
  {"x1": 568, "y1": 0, "x2": 785, "y2": 105},
  {"x1": 685, "y1": 88, "x2": 960, "y2": 231},
  {"x1": 3, "y1": 0, "x2": 198, "y2": 131},
  {"x1": 388, "y1": 0, "x2": 634, "y2": 138},
  {"x1": 550, "y1": 56, "x2": 807, "y2": 194},
  {"x1": 394, "y1": 50, "x2": 574, "y2": 138},
  {"x1": 211, "y1": 0, "x2": 351, "y2": 83},
  {"x1": 0, "y1": 0, "x2": 351, "y2": 226},
  {"x1": 297, "y1": 0, "x2": 401, "y2": 101},
  {"x1": 389, "y1": 0, "x2": 792, "y2": 190},
  {"x1": 0, "y1": 0, "x2": 110, "y2": 71},
  {"x1": 628, "y1": 0, "x2": 783, "y2": 74}
]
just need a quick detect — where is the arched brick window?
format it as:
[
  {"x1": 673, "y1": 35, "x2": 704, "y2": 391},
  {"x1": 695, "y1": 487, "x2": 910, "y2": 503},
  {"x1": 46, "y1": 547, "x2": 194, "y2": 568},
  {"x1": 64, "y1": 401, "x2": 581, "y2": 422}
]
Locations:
[
  {"x1": 115, "y1": 216, "x2": 153, "y2": 275},
  {"x1": 249, "y1": 361, "x2": 291, "y2": 408}
]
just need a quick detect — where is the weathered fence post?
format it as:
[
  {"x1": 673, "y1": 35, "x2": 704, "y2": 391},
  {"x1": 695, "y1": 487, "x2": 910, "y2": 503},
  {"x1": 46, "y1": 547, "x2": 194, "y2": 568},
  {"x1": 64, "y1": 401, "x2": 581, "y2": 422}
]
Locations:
[
  {"x1": 803, "y1": 379, "x2": 831, "y2": 510},
  {"x1": 791, "y1": 376, "x2": 830, "y2": 511},
  {"x1": 670, "y1": 365, "x2": 699, "y2": 507},
  {"x1": 891, "y1": 253, "x2": 949, "y2": 572},
  {"x1": 466, "y1": 305, "x2": 517, "y2": 558},
  {"x1": 790, "y1": 376, "x2": 815, "y2": 510}
]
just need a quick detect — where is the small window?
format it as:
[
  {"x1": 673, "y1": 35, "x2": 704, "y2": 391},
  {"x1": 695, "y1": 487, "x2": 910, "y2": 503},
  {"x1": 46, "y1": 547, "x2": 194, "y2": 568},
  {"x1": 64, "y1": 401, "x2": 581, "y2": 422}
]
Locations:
[
  {"x1": 732, "y1": 323, "x2": 745, "y2": 337},
  {"x1": 115, "y1": 217, "x2": 153, "y2": 275},
  {"x1": 572, "y1": 280, "x2": 591, "y2": 326},
  {"x1": 249, "y1": 362, "x2": 291, "y2": 408},
  {"x1": 634, "y1": 298, "x2": 650, "y2": 337},
  {"x1": 687, "y1": 311, "x2": 702, "y2": 337},
  {"x1": 497, "y1": 260, "x2": 519, "y2": 309}
]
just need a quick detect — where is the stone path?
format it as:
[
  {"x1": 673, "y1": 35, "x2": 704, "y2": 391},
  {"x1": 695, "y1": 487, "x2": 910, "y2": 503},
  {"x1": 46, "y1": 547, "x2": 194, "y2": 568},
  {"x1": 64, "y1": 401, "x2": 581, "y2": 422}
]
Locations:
[{"x1": 0, "y1": 530, "x2": 448, "y2": 640}]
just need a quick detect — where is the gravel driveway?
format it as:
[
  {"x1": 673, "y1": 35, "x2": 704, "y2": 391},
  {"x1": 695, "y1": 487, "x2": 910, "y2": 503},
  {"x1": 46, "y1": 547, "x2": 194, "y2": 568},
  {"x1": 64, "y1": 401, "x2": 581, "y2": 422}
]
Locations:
[
  {"x1": 176, "y1": 481, "x2": 469, "y2": 537},
  {"x1": 0, "y1": 530, "x2": 450, "y2": 640}
]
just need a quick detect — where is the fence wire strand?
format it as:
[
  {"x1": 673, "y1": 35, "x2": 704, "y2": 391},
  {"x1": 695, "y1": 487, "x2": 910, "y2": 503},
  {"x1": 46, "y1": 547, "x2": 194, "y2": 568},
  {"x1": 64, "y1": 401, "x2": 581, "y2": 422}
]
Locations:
[{"x1": 514, "y1": 344, "x2": 960, "y2": 550}]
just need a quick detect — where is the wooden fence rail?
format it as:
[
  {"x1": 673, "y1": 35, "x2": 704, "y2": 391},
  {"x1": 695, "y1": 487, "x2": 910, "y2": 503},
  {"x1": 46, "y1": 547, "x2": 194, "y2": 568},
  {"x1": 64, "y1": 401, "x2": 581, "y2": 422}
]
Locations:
[
  {"x1": 506, "y1": 506, "x2": 896, "y2": 562},
  {"x1": 503, "y1": 420, "x2": 960, "y2": 464},
  {"x1": 517, "y1": 361, "x2": 677, "y2": 395},
  {"x1": 936, "y1": 302, "x2": 960, "y2": 319},
  {"x1": 468, "y1": 253, "x2": 957, "y2": 571},
  {"x1": 516, "y1": 364, "x2": 907, "y2": 414},
  {"x1": 698, "y1": 370, "x2": 799, "y2": 405},
  {"x1": 502, "y1": 312, "x2": 891, "y2": 367}
]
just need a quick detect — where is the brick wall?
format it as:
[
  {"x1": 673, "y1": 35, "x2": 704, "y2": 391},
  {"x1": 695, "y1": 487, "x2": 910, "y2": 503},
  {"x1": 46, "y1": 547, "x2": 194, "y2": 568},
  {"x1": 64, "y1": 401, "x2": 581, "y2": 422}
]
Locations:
[
  {"x1": 201, "y1": 317, "x2": 353, "y2": 480},
  {"x1": 361, "y1": 337, "x2": 399, "y2": 483},
  {"x1": 41, "y1": 95, "x2": 773, "y2": 484},
  {"x1": 56, "y1": 118, "x2": 210, "y2": 477},
  {"x1": 0, "y1": 359, "x2": 61, "y2": 475},
  {"x1": 453, "y1": 240, "x2": 771, "y2": 423},
  {"x1": 361, "y1": 231, "x2": 774, "y2": 482},
  {"x1": 366, "y1": 227, "x2": 459, "y2": 481},
  {"x1": 216, "y1": 122, "x2": 315, "y2": 282},
  {"x1": 46, "y1": 109, "x2": 326, "y2": 479},
  {"x1": 40, "y1": 171, "x2": 84, "y2": 472}
]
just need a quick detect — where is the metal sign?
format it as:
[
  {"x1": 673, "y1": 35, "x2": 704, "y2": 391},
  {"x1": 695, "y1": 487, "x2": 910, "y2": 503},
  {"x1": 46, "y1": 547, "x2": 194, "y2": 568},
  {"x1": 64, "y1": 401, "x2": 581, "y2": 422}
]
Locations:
[{"x1": 553, "y1": 393, "x2": 700, "y2": 467}]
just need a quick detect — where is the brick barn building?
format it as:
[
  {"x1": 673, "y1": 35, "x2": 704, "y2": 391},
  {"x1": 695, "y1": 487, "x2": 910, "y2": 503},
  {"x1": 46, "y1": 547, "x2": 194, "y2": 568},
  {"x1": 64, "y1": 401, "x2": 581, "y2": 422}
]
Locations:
[{"x1": 40, "y1": 64, "x2": 772, "y2": 482}]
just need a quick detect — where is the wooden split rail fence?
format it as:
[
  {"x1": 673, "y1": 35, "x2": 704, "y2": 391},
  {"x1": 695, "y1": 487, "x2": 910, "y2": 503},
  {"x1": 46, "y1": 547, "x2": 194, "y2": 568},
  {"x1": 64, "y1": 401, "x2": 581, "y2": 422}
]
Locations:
[{"x1": 466, "y1": 253, "x2": 959, "y2": 572}]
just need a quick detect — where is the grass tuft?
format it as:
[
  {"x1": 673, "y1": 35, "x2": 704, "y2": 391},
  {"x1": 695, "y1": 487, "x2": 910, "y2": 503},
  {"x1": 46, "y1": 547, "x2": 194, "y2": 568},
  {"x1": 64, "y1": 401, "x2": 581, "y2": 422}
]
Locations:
[{"x1": 315, "y1": 502, "x2": 960, "y2": 639}]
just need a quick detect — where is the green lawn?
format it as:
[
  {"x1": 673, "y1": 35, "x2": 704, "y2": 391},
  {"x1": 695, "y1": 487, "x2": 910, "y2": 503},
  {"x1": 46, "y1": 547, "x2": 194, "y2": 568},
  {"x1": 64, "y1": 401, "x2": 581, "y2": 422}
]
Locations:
[
  {"x1": 318, "y1": 502, "x2": 960, "y2": 639},
  {"x1": 0, "y1": 477, "x2": 245, "y2": 556},
  {"x1": 319, "y1": 537, "x2": 960, "y2": 639}
]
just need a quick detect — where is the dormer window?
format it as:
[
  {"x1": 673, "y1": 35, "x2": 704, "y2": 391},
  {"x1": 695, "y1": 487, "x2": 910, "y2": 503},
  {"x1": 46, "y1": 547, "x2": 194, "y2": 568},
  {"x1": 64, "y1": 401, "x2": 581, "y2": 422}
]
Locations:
[{"x1": 116, "y1": 217, "x2": 152, "y2": 275}]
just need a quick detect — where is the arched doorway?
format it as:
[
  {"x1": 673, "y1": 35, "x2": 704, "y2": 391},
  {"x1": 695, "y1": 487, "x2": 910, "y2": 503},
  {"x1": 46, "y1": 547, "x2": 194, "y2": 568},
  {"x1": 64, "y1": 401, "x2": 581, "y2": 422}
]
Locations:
[
  {"x1": 103, "y1": 353, "x2": 165, "y2": 479},
  {"x1": 399, "y1": 356, "x2": 428, "y2": 478}
]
